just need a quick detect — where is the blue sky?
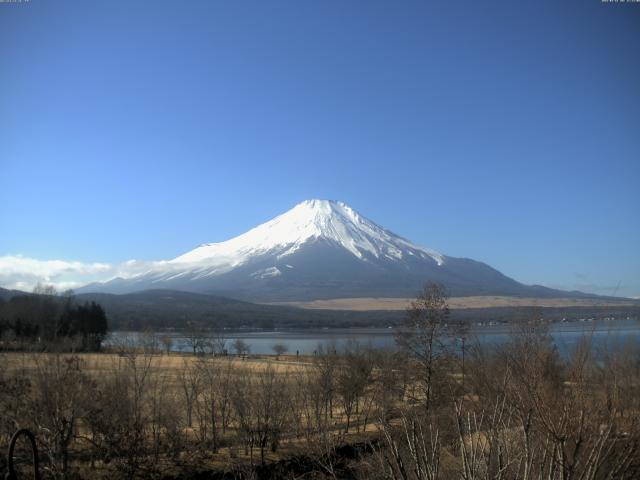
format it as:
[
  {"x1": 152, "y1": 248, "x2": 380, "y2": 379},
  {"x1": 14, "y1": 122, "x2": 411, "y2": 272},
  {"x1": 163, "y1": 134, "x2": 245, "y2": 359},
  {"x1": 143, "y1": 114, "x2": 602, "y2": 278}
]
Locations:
[{"x1": 1, "y1": 0, "x2": 639, "y2": 297}]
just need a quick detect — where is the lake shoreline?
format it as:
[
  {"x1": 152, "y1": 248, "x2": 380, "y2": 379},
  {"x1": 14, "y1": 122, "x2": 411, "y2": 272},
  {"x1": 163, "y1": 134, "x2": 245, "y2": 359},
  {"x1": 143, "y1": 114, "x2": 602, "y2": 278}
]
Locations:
[{"x1": 106, "y1": 317, "x2": 640, "y2": 356}]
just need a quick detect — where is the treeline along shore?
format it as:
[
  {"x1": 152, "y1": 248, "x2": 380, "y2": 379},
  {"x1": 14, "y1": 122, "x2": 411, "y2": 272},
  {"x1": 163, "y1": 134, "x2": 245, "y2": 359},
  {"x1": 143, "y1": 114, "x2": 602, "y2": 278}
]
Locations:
[{"x1": 0, "y1": 285, "x2": 108, "y2": 352}]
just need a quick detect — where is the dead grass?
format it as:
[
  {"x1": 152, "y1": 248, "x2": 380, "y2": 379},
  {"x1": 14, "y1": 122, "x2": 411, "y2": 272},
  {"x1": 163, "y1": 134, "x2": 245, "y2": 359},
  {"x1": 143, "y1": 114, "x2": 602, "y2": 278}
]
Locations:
[
  {"x1": 267, "y1": 296, "x2": 639, "y2": 311},
  {"x1": 0, "y1": 351, "x2": 316, "y2": 376}
]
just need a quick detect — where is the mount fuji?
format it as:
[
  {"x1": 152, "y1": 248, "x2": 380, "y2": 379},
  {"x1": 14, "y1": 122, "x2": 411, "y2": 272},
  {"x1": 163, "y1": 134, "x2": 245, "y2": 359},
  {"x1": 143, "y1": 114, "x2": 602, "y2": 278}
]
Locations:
[{"x1": 80, "y1": 200, "x2": 590, "y2": 302}]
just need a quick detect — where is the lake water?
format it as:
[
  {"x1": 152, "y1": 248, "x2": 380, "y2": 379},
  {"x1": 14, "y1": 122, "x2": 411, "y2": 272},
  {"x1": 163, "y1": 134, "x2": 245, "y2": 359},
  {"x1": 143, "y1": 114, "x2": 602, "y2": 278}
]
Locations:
[{"x1": 107, "y1": 317, "x2": 640, "y2": 356}]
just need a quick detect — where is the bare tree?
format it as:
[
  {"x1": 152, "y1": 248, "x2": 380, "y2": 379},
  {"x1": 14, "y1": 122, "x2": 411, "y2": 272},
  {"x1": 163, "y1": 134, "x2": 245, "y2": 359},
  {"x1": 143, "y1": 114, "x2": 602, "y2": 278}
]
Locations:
[
  {"x1": 314, "y1": 343, "x2": 338, "y2": 423},
  {"x1": 232, "y1": 339, "x2": 250, "y2": 359},
  {"x1": 178, "y1": 359, "x2": 201, "y2": 428},
  {"x1": 139, "y1": 329, "x2": 160, "y2": 354},
  {"x1": 184, "y1": 321, "x2": 208, "y2": 355},
  {"x1": 372, "y1": 348, "x2": 408, "y2": 423},
  {"x1": 85, "y1": 348, "x2": 156, "y2": 479},
  {"x1": 395, "y1": 282, "x2": 452, "y2": 413},
  {"x1": 160, "y1": 335, "x2": 173, "y2": 355},
  {"x1": 379, "y1": 409, "x2": 442, "y2": 480},
  {"x1": 31, "y1": 354, "x2": 95, "y2": 479},
  {"x1": 209, "y1": 325, "x2": 227, "y2": 356},
  {"x1": 272, "y1": 343, "x2": 288, "y2": 360},
  {"x1": 336, "y1": 342, "x2": 373, "y2": 433},
  {"x1": 231, "y1": 366, "x2": 292, "y2": 465}
]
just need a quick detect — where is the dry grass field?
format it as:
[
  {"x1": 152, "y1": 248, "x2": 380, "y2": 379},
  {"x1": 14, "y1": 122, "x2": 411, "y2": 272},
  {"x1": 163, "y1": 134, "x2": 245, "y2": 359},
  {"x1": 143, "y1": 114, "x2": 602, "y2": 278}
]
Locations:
[
  {"x1": 1, "y1": 351, "x2": 315, "y2": 376},
  {"x1": 268, "y1": 295, "x2": 640, "y2": 310}
]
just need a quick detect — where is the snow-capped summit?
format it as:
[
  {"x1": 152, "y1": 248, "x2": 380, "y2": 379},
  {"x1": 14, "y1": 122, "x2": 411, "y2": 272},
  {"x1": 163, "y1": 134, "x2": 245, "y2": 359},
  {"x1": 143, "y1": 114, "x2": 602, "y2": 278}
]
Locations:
[
  {"x1": 81, "y1": 200, "x2": 563, "y2": 301},
  {"x1": 171, "y1": 199, "x2": 444, "y2": 267}
]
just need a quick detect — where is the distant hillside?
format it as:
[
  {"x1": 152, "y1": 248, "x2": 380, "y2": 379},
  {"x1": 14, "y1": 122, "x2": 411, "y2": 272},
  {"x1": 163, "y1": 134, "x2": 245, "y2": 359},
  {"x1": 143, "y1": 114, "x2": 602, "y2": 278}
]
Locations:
[
  {"x1": 76, "y1": 289, "x2": 403, "y2": 330},
  {"x1": 2, "y1": 287, "x2": 637, "y2": 330},
  {"x1": 0, "y1": 287, "x2": 27, "y2": 302},
  {"x1": 74, "y1": 289, "x2": 639, "y2": 331}
]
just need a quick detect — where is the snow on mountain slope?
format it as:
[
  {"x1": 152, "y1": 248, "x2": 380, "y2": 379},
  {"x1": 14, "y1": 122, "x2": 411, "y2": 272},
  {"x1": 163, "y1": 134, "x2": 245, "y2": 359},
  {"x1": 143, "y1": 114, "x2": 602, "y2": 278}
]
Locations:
[
  {"x1": 171, "y1": 199, "x2": 444, "y2": 269},
  {"x1": 80, "y1": 199, "x2": 582, "y2": 301}
]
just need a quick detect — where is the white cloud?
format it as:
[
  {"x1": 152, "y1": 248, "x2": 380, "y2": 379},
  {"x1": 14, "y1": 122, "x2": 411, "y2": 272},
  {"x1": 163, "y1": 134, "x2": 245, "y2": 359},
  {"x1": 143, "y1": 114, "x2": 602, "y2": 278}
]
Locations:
[{"x1": 0, "y1": 255, "x2": 162, "y2": 292}]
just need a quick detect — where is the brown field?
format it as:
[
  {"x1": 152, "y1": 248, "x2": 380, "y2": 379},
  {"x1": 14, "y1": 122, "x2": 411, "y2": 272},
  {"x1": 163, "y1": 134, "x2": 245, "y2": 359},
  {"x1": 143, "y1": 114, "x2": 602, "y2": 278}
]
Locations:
[
  {"x1": 267, "y1": 295, "x2": 639, "y2": 311},
  {"x1": 1, "y1": 351, "x2": 316, "y2": 376}
]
